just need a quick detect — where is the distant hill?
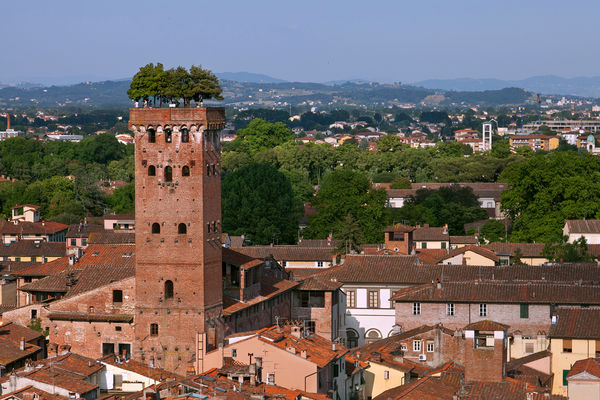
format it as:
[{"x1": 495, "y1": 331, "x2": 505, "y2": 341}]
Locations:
[
  {"x1": 413, "y1": 75, "x2": 600, "y2": 98},
  {"x1": 216, "y1": 72, "x2": 287, "y2": 83}
]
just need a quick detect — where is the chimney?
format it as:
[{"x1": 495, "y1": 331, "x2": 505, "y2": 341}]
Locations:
[
  {"x1": 20, "y1": 337, "x2": 25, "y2": 351},
  {"x1": 6, "y1": 114, "x2": 10, "y2": 130},
  {"x1": 301, "y1": 350, "x2": 308, "y2": 358}
]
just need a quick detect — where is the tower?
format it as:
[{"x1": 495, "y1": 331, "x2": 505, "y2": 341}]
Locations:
[
  {"x1": 482, "y1": 123, "x2": 492, "y2": 151},
  {"x1": 128, "y1": 107, "x2": 226, "y2": 374}
]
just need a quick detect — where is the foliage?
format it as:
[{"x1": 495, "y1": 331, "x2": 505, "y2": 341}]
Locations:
[
  {"x1": 377, "y1": 135, "x2": 404, "y2": 152},
  {"x1": 393, "y1": 186, "x2": 488, "y2": 235},
  {"x1": 390, "y1": 177, "x2": 412, "y2": 189},
  {"x1": 228, "y1": 119, "x2": 294, "y2": 154},
  {"x1": 543, "y1": 237, "x2": 596, "y2": 262},
  {"x1": 222, "y1": 164, "x2": 300, "y2": 245},
  {"x1": 27, "y1": 318, "x2": 49, "y2": 336},
  {"x1": 500, "y1": 151, "x2": 600, "y2": 242},
  {"x1": 479, "y1": 220, "x2": 506, "y2": 243},
  {"x1": 334, "y1": 215, "x2": 363, "y2": 254},
  {"x1": 307, "y1": 169, "x2": 387, "y2": 243},
  {"x1": 107, "y1": 183, "x2": 135, "y2": 213}
]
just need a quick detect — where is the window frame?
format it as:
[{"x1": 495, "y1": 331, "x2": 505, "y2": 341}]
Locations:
[
  {"x1": 426, "y1": 342, "x2": 434, "y2": 352},
  {"x1": 346, "y1": 290, "x2": 356, "y2": 308},
  {"x1": 367, "y1": 290, "x2": 380, "y2": 309},
  {"x1": 413, "y1": 302, "x2": 421, "y2": 315},
  {"x1": 479, "y1": 303, "x2": 487, "y2": 317},
  {"x1": 413, "y1": 340, "x2": 422, "y2": 352},
  {"x1": 446, "y1": 303, "x2": 455, "y2": 316}
]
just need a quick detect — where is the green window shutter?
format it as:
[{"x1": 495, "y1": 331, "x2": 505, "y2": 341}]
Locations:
[
  {"x1": 563, "y1": 369, "x2": 569, "y2": 386},
  {"x1": 520, "y1": 304, "x2": 529, "y2": 318}
]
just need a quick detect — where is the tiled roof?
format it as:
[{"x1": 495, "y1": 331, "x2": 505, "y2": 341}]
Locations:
[
  {"x1": 0, "y1": 261, "x2": 39, "y2": 274},
  {"x1": 296, "y1": 274, "x2": 343, "y2": 291},
  {"x1": 567, "y1": 357, "x2": 600, "y2": 379},
  {"x1": 392, "y1": 281, "x2": 600, "y2": 305},
  {"x1": 0, "y1": 220, "x2": 68, "y2": 235},
  {"x1": 20, "y1": 269, "x2": 80, "y2": 293},
  {"x1": 464, "y1": 320, "x2": 509, "y2": 331},
  {"x1": 232, "y1": 246, "x2": 335, "y2": 261},
  {"x1": 88, "y1": 231, "x2": 135, "y2": 244},
  {"x1": 297, "y1": 239, "x2": 338, "y2": 247},
  {"x1": 0, "y1": 386, "x2": 68, "y2": 400},
  {"x1": 483, "y1": 243, "x2": 546, "y2": 258},
  {"x1": 0, "y1": 321, "x2": 45, "y2": 343},
  {"x1": 286, "y1": 268, "x2": 323, "y2": 281},
  {"x1": 439, "y1": 245, "x2": 499, "y2": 263},
  {"x1": 103, "y1": 213, "x2": 134, "y2": 220},
  {"x1": 416, "y1": 249, "x2": 450, "y2": 264},
  {"x1": 373, "y1": 371, "x2": 460, "y2": 400},
  {"x1": 223, "y1": 280, "x2": 299, "y2": 316},
  {"x1": 66, "y1": 223, "x2": 104, "y2": 238},
  {"x1": 450, "y1": 236, "x2": 478, "y2": 245},
  {"x1": 311, "y1": 255, "x2": 419, "y2": 283},
  {"x1": 0, "y1": 241, "x2": 66, "y2": 258},
  {"x1": 47, "y1": 312, "x2": 133, "y2": 323},
  {"x1": 549, "y1": 307, "x2": 600, "y2": 339},
  {"x1": 383, "y1": 223, "x2": 415, "y2": 233},
  {"x1": 19, "y1": 366, "x2": 98, "y2": 394},
  {"x1": 506, "y1": 350, "x2": 552, "y2": 372},
  {"x1": 0, "y1": 337, "x2": 41, "y2": 365},
  {"x1": 255, "y1": 325, "x2": 347, "y2": 368},
  {"x1": 565, "y1": 219, "x2": 600, "y2": 234},
  {"x1": 222, "y1": 247, "x2": 263, "y2": 269},
  {"x1": 413, "y1": 226, "x2": 449, "y2": 241},
  {"x1": 387, "y1": 183, "x2": 508, "y2": 201},
  {"x1": 99, "y1": 354, "x2": 182, "y2": 380},
  {"x1": 0, "y1": 304, "x2": 17, "y2": 315}
]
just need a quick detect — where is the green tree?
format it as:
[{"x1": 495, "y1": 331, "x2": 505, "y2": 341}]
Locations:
[
  {"x1": 231, "y1": 119, "x2": 294, "y2": 154},
  {"x1": 107, "y1": 183, "x2": 135, "y2": 213},
  {"x1": 491, "y1": 139, "x2": 511, "y2": 158},
  {"x1": 377, "y1": 135, "x2": 404, "y2": 152},
  {"x1": 543, "y1": 237, "x2": 596, "y2": 262},
  {"x1": 480, "y1": 220, "x2": 506, "y2": 243},
  {"x1": 222, "y1": 164, "x2": 299, "y2": 245},
  {"x1": 335, "y1": 215, "x2": 363, "y2": 255},
  {"x1": 512, "y1": 248, "x2": 524, "y2": 265},
  {"x1": 390, "y1": 177, "x2": 412, "y2": 189},
  {"x1": 127, "y1": 62, "x2": 165, "y2": 104}
]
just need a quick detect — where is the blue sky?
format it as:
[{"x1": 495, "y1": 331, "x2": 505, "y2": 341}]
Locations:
[{"x1": 3, "y1": 0, "x2": 599, "y2": 84}]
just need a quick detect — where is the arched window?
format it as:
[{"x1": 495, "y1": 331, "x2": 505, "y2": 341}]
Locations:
[
  {"x1": 164, "y1": 128, "x2": 172, "y2": 143},
  {"x1": 165, "y1": 280, "x2": 174, "y2": 299},
  {"x1": 346, "y1": 329, "x2": 359, "y2": 348},
  {"x1": 148, "y1": 128, "x2": 156, "y2": 143},
  {"x1": 148, "y1": 165, "x2": 156, "y2": 176},
  {"x1": 164, "y1": 166, "x2": 172, "y2": 182},
  {"x1": 182, "y1": 166, "x2": 190, "y2": 177},
  {"x1": 181, "y1": 128, "x2": 189, "y2": 143},
  {"x1": 178, "y1": 223, "x2": 187, "y2": 234},
  {"x1": 150, "y1": 323, "x2": 159, "y2": 336},
  {"x1": 365, "y1": 329, "x2": 382, "y2": 344},
  {"x1": 152, "y1": 223, "x2": 160, "y2": 234}
]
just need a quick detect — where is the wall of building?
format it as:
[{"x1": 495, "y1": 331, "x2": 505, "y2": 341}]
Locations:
[
  {"x1": 0, "y1": 279, "x2": 16, "y2": 305},
  {"x1": 567, "y1": 380, "x2": 600, "y2": 400},
  {"x1": 363, "y1": 362, "x2": 406, "y2": 399},
  {"x1": 510, "y1": 335, "x2": 549, "y2": 360},
  {"x1": 551, "y1": 338, "x2": 599, "y2": 395},
  {"x1": 283, "y1": 261, "x2": 332, "y2": 269},
  {"x1": 395, "y1": 302, "x2": 550, "y2": 335},
  {"x1": 224, "y1": 292, "x2": 292, "y2": 334}
]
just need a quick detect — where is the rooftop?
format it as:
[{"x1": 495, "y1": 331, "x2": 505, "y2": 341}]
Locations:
[{"x1": 549, "y1": 307, "x2": 600, "y2": 339}]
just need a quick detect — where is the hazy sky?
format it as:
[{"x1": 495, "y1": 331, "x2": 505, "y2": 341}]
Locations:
[{"x1": 3, "y1": 0, "x2": 599, "y2": 84}]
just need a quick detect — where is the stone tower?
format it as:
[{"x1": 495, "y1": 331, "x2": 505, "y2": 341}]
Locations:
[{"x1": 128, "y1": 107, "x2": 226, "y2": 374}]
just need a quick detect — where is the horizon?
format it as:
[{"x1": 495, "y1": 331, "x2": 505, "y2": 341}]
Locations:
[{"x1": 4, "y1": 0, "x2": 600, "y2": 86}]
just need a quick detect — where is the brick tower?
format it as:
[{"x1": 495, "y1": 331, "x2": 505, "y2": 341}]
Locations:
[{"x1": 128, "y1": 107, "x2": 226, "y2": 374}]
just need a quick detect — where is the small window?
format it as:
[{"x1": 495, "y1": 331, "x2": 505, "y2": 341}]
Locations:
[
  {"x1": 232, "y1": 349, "x2": 237, "y2": 357},
  {"x1": 384, "y1": 370, "x2": 389, "y2": 380},
  {"x1": 181, "y1": 128, "x2": 189, "y2": 143},
  {"x1": 413, "y1": 302, "x2": 421, "y2": 315},
  {"x1": 212, "y1": 164, "x2": 216, "y2": 175},
  {"x1": 368, "y1": 290, "x2": 379, "y2": 308},
  {"x1": 82, "y1": 238, "x2": 87, "y2": 246},
  {"x1": 413, "y1": 340, "x2": 421, "y2": 352},
  {"x1": 165, "y1": 280, "x2": 174, "y2": 299},
  {"x1": 207, "y1": 222, "x2": 211, "y2": 233},
  {"x1": 479, "y1": 303, "x2": 487, "y2": 317},
  {"x1": 520, "y1": 304, "x2": 529, "y2": 319},
  {"x1": 152, "y1": 223, "x2": 160, "y2": 234},
  {"x1": 427, "y1": 342, "x2": 434, "y2": 352},
  {"x1": 113, "y1": 290, "x2": 123, "y2": 303},
  {"x1": 317, "y1": 261, "x2": 324, "y2": 267},
  {"x1": 148, "y1": 128, "x2": 156, "y2": 143},
  {"x1": 148, "y1": 165, "x2": 156, "y2": 176},
  {"x1": 525, "y1": 342, "x2": 534, "y2": 353},
  {"x1": 115, "y1": 326, "x2": 122, "y2": 332},
  {"x1": 178, "y1": 223, "x2": 187, "y2": 234},
  {"x1": 422, "y1": 242, "x2": 427, "y2": 249},
  {"x1": 70, "y1": 238, "x2": 76, "y2": 246},
  {"x1": 563, "y1": 339, "x2": 572, "y2": 353},
  {"x1": 164, "y1": 166, "x2": 172, "y2": 182},
  {"x1": 150, "y1": 323, "x2": 159, "y2": 336},
  {"x1": 206, "y1": 163, "x2": 211, "y2": 176},
  {"x1": 446, "y1": 303, "x2": 455, "y2": 316},
  {"x1": 182, "y1": 166, "x2": 190, "y2": 177},
  {"x1": 441, "y1": 242, "x2": 446, "y2": 249},
  {"x1": 164, "y1": 129, "x2": 172, "y2": 143}
]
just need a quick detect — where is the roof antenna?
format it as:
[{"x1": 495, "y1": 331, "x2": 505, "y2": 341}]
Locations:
[{"x1": 275, "y1": 315, "x2": 281, "y2": 332}]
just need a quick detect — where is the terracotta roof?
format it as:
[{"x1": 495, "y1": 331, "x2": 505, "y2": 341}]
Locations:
[
  {"x1": 450, "y1": 236, "x2": 478, "y2": 245},
  {"x1": 297, "y1": 239, "x2": 338, "y2": 247},
  {"x1": 66, "y1": 223, "x2": 104, "y2": 238},
  {"x1": 0, "y1": 220, "x2": 68, "y2": 235},
  {"x1": 549, "y1": 307, "x2": 600, "y2": 339},
  {"x1": 567, "y1": 357, "x2": 600, "y2": 379},
  {"x1": 232, "y1": 246, "x2": 335, "y2": 261},
  {"x1": 464, "y1": 320, "x2": 509, "y2": 331},
  {"x1": 103, "y1": 213, "x2": 134, "y2": 220},
  {"x1": 0, "y1": 322, "x2": 45, "y2": 343},
  {"x1": 47, "y1": 312, "x2": 133, "y2": 323},
  {"x1": 383, "y1": 223, "x2": 415, "y2": 233},
  {"x1": 0, "y1": 241, "x2": 66, "y2": 258},
  {"x1": 99, "y1": 354, "x2": 182, "y2": 380},
  {"x1": 0, "y1": 337, "x2": 41, "y2": 365},
  {"x1": 439, "y1": 245, "x2": 500, "y2": 263},
  {"x1": 413, "y1": 226, "x2": 449, "y2": 242},
  {"x1": 87, "y1": 231, "x2": 135, "y2": 244},
  {"x1": 0, "y1": 261, "x2": 40, "y2": 274},
  {"x1": 392, "y1": 281, "x2": 600, "y2": 305},
  {"x1": 373, "y1": 371, "x2": 460, "y2": 400},
  {"x1": 296, "y1": 274, "x2": 343, "y2": 291},
  {"x1": 483, "y1": 243, "x2": 546, "y2": 258},
  {"x1": 0, "y1": 386, "x2": 68, "y2": 400},
  {"x1": 255, "y1": 325, "x2": 347, "y2": 368},
  {"x1": 506, "y1": 350, "x2": 552, "y2": 372},
  {"x1": 286, "y1": 268, "x2": 323, "y2": 281},
  {"x1": 565, "y1": 219, "x2": 600, "y2": 234},
  {"x1": 223, "y1": 280, "x2": 299, "y2": 316},
  {"x1": 416, "y1": 249, "x2": 450, "y2": 264},
  {"x1": 310, "y1": 255, "x2": 419, "y2": 283},
  {"x1": 12, "y1": 204, "x2": 41, "y2": 210},
  {"x1": 222, "y1": 247, "x2": 264, "y2": 269},
  {"x1": 0, "y1": 304, "x2": 17, "y2": 315},
  {"x1": 20, "y1": 269, "x2": 81, "y2": 293}
]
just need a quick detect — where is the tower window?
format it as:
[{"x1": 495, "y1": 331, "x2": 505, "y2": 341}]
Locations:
[
  {"x1": 150, "y1": 323, "x2": 159, "y2": 336},
  {"x1": 164, "y1": 128, "x2": 172, "y2": 143},
  {"x1": 164, "y1": 166, "x2": 173, "y2": 182},
  {"x1": 165, "y1": 280, "x2": 174, "y2": 299},
  {"x1": 113, "y1": 290, "x2": 123, "y2": 303},
  {"x1": 207, "y1": 222, "x2": 211, "y2": 233},
  {"x1": 206, "y1": 163, "x2": 211, "y2": 176},
  {"x1": 212, "y1": 164, "x2": 216, "y2": 176},
  {"x1": 182, "y1": 166, "x2": 190, "y2": 177},
  {"x1": 181, "y1": 128, "x2": 189, "y2": 143},
  {"x1": 152, "y1": 223, "x2": 160, "y2": 234},
  {"x1": 178, "y1": 223, "x2": 187, "y2": 234},
  {"x1": 148, "y1": 165, "x2": 156, "y2": 176},
  {"x1": 148, "y1": 128, "x2": 156, "y2": 143}
]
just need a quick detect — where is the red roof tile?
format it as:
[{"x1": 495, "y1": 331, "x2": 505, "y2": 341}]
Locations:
[
  {"x1": 464, "y1": 320, "x2": 509, "y2": 331},
  {"x1": 549, "y1": 307, "x2": 600, "y2": 339},
  {"x1": 567, "y1": 357, "x2": 600, "y2": 379}
]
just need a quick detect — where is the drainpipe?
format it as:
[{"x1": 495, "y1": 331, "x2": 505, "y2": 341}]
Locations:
[{"x1": 304, "y1": 370, "x2": 319, "y2": 392}]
